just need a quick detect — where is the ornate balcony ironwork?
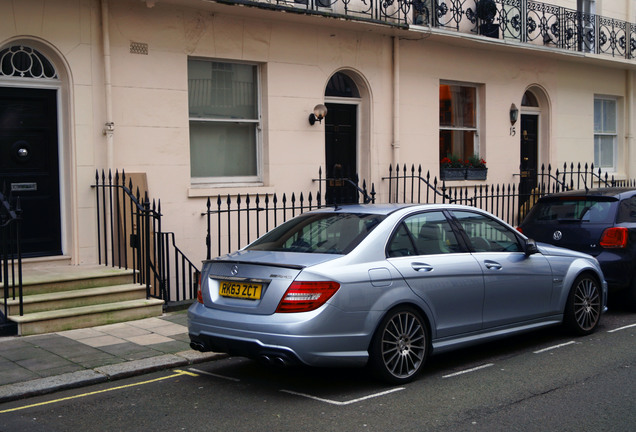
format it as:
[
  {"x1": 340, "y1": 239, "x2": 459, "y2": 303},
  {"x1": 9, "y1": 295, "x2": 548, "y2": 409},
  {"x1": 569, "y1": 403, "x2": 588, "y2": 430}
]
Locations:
[{"x1": 210, "y1": 0, "x2": 636, "y2": 60}]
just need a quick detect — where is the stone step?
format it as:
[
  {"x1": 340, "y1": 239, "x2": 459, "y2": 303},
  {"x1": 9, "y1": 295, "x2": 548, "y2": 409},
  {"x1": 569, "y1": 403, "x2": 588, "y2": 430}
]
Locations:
[
  {"x1": 3, "y1": 284, "x2": 147, "y2": 315},
  {"x1": 1, "y1": 265, "x2": 136, "y2": 296},
  {"x1": 8, "y1": 298, "x2": 165, "y2": 336},
  {"x1": 18, "y1": 256, "x2": 72, "y2": 272}
]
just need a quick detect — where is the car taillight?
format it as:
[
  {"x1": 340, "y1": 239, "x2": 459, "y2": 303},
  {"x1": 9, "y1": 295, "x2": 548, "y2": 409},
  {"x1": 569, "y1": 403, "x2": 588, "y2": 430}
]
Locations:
[
  {"x1": 197, "y1": 275, "x2": 204, "y2": 304},
  {"x1": 276, "y1": 281, "x2": 340, "y2": 313},
  {"x1": 599, "y1": 227, "x2": 628, "y2": 248}
]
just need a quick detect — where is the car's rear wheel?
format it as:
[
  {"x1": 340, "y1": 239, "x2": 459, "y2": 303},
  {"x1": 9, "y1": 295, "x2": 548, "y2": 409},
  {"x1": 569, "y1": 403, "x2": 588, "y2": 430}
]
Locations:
[
  {"x1": 369, "y1": 306, "x2": 428, "y2": 384},
  {"x1": 564, "y1": 274, "x2": 602, "y2": 335}
]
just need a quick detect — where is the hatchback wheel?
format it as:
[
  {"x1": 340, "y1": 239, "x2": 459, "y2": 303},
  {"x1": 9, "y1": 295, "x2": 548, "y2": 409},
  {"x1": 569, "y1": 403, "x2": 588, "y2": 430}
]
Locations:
[
  {"x1": 369, "y1": 307, "x2": 428, "y2": 384},
  {"x1": 564, "y1": 274, "x2": 601, "y2": 335}
]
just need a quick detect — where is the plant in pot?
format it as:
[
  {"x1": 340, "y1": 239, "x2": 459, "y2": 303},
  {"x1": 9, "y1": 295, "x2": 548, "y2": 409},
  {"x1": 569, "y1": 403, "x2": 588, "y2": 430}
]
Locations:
[
  {"x1": 475, "y1": 0, "x2": 499, "y2": 38},
  {"x1": 466, "y1": 154, "x2": 487, "y2": 180},
  {"x1": 440, "y1": 154, "x2": 466, "y2": 181}
]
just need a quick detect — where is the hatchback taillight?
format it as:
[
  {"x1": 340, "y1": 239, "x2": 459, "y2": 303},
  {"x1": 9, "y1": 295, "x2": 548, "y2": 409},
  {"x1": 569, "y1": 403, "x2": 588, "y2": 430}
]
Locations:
[
  {"x1": 276, "y1": 281, "x2": 340, "y2": 313},
  {"x1": 599, "y1": 227, "x2": 628, "y2": 248}
]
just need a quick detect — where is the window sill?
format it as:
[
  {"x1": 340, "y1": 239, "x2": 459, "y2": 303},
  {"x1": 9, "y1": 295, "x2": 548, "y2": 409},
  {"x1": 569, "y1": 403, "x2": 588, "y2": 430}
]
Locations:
[{"x1": 188, "y1": 184, "x2": 276, "y2": 198}]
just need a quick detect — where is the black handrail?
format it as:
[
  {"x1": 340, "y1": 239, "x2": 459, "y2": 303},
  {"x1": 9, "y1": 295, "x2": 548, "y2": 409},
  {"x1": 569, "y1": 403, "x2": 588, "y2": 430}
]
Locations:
[
  {"x1": 383, "y1": 164, "x2": 463, "y2": 205},
  {"x1": 312, "y1": 166, "x2": 376, "y2": 204},
  {"x1": 0, "y1": 186, "x2": 22, "y2": 329},
  {"x1": 93, "y1": 170, "x2": 199, "y2": 306}
]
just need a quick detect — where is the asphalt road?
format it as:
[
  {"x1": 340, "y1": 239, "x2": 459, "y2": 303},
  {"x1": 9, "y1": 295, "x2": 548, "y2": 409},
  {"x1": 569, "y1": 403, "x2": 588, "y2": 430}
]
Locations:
[{"x1": 0, "y1": 308, "x2": 634, "y2": 432}]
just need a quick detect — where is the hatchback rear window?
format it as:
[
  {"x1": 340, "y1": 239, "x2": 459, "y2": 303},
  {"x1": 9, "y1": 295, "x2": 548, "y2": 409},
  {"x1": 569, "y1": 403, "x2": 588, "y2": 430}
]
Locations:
[
  {"x1": 530, "y1": 198, "x2": 617, "y2": 224},
  {"x1": 617, "y1": 196, "x2": 636, "y2": 223},
  {"x1": 246, "y1": 213, "x2": 386, "y2": 254}
]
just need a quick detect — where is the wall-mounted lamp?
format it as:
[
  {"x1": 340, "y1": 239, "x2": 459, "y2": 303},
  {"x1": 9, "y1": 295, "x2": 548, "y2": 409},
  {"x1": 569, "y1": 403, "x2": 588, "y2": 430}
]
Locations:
[
  {"x1": 509, "y1": 103, "x2": 519, "y2": 136},
  {"x1": 309, "y1": 104, "x2": 328, "y2": 125},
  {"x1": 510, "y1": 104, "x2": 519, "y2": 125}
]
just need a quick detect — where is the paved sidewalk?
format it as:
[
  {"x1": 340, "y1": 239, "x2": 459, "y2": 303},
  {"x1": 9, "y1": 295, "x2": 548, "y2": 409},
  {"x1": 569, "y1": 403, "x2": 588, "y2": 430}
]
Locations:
[{"x1": 0, "y1": 310, "x2": 224, "y2": 403}]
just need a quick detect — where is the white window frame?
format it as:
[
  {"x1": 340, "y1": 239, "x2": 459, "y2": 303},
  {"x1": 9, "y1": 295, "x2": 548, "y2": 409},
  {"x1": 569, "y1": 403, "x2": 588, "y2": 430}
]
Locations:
[
  {"x1": 188, "y1": 58, "x2": 262, "y2": 185},
  {"x1": 439, "y1": 81, "x2": 481, "y2": 161},
  {"x1": 594, "y1": 95, "x2": 617, "y2": 172}
]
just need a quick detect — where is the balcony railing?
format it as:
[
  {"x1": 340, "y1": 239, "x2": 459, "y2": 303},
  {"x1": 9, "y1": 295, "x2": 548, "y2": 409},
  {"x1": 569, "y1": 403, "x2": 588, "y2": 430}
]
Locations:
[{"x1": 212, "y1": 0, "x2": 636, "y2": 59}]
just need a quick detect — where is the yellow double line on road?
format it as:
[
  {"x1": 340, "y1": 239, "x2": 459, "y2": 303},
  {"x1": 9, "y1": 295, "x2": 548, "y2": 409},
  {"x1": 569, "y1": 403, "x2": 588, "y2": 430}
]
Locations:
[{"x1": 0, "y1": 369, "x2": 198, "y2": 414}]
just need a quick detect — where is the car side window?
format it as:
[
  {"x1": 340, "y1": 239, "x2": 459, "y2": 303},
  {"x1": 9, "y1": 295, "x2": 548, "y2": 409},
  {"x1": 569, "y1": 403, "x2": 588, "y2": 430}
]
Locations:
[
  {"x1": 451, "y1": 210, "x2": 522, "y2": 253},
  {"x1": 617, "y1": 196, "x2": 636, "y2": 223},
  {"x1": 388, "y1": 211, "x2": 460, "y2": 256},
  {"x1": 387, "y1": 224, "x2": 417, "y2": 257}
]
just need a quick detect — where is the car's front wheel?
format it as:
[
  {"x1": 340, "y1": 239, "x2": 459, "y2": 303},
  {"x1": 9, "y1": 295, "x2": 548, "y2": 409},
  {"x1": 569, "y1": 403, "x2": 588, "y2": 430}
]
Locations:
[
  {"x1": 369, "y1": 306, "x2": 428, "y2": 384},
  {"x1": 564, "y1": 274, "x2": 602, "y2": 335}
]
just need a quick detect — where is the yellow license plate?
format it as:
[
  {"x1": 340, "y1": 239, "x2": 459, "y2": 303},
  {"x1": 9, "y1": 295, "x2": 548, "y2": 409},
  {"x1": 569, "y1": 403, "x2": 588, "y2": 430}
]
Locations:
[{"x1": 219, "y1": 281, "x2": 262, "y2": 300}]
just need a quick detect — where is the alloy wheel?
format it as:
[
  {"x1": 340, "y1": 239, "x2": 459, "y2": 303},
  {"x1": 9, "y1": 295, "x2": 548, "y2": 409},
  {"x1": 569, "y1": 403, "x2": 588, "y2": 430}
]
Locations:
[
  {"x1": 573, "y1": 276, "x2": 601, "y2": 332},
  {"x1": 379, "y1": 310, "x2": 427, "y2": 381}
]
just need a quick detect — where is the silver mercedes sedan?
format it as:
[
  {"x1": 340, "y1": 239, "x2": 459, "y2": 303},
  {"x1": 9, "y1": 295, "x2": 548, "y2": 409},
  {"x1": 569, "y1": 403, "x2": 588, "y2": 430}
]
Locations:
[{"x1": 188, "y1": 204, "x2": 607, "y2": 384}]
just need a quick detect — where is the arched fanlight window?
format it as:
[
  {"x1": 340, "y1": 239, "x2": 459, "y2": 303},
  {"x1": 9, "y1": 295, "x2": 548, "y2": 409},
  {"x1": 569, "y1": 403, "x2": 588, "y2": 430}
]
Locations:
[
  {"x1": 0, "y1": 45, "x2": 58, "y2": 79},
  {"x1": 325, "y1": 72, "x2": 360, "y2": 98},
  {"x1": 521, "y1": 90, "x2": 539, "y2": 107}
]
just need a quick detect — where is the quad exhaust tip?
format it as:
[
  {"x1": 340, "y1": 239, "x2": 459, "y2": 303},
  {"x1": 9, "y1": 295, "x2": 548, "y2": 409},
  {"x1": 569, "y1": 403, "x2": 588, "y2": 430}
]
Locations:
[
  {"x1": 190, "y1": 341, "x2": 206, "y2": 352},
  {"x1": 259, "y1": 355, "x2": 289, "y2": 367}
]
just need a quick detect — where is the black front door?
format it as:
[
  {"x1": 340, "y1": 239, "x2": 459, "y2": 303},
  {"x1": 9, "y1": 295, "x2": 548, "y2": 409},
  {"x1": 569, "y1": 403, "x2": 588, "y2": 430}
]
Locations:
[
  {"x1": 0, "y1": 87, "x2": 62, "y2": 256},
  {"x1": 325, "y1": 103, "x2": 357, "y2": 204},
  {"x1": 519, "y1": 114, "x2": 539, "y2": 211}
]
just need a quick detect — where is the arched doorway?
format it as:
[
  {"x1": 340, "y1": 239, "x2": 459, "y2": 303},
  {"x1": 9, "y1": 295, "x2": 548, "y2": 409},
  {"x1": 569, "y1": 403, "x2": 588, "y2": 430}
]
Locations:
[
  {"x1": 0, "y1": 44, "x2": 64, "y2": 257},
  {"x1": 324, "y1": 70, "x2": 369, "y2": 204},
  {"x1": 519, "y1": 86, "x2": 550, "y2": 210}
]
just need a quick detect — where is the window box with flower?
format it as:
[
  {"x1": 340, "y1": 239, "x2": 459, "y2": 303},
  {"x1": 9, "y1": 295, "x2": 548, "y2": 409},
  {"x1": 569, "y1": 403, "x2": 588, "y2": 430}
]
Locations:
[
  {"x1": 440, "y1": 155, "x2": 467, "y2": 180},
  {"x1": 466, "y1": 155, "x2": 487, "y2": 180}
]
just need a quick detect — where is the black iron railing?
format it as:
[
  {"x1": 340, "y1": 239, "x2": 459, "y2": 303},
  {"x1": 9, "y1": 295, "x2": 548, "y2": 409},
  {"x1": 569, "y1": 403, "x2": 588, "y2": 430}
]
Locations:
[
  {"x1": 202, "y1": 168, "x2": 376, "y2": 259},
  {"x1": 93, "y1": 170, "x2": 199, "y2": 306},
  {"x1": 533, "y1": 162, "x2": 632, "y2": 190},
  {"x1": 217, "y1": 0, "x2": 636, "y2": 60},
  {"x1": 384, "y1": 162, "x2": 636, "y2": 225},
  {"x1": 203, "y1": 190, "x2": 323, "y2": 260},
  {"x1": 0, "y1": 186, "x2": 22, "y2": 331}
]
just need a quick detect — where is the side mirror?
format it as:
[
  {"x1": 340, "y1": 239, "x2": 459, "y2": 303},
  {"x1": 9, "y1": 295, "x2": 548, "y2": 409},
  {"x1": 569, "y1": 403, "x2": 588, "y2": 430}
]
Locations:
[{"x1": 524, "y1": 238, "x2": 538, "y2": 256}]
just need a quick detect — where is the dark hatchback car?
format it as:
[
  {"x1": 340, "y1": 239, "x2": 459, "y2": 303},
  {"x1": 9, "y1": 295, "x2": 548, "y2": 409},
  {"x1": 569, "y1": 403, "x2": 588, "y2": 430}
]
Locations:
[{"x1": 519, "y1": 187, "x2": 636, "y2": 308}]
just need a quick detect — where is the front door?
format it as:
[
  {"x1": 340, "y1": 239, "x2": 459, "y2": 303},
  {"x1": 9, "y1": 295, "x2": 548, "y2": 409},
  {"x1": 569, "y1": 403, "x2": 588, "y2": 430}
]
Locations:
[
  {"x1": 519, "y1": 114, "x2": 539, "y2": 211},
  {"x1": 325, "y1": 103, "x2": 357, "y2": 204},
  {"x1": 0, "y1": 87, "x2": 62, "y2": 256}
]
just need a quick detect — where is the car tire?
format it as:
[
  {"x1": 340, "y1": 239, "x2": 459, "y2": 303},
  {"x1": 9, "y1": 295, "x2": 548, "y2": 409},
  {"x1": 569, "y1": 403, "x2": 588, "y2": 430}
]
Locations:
[
  {"x1": 564, "y1": 273, "x2": 602, "y2": 336},
  {"x1": 369, "y1": 306, "x2": 429, "y2": 384}
]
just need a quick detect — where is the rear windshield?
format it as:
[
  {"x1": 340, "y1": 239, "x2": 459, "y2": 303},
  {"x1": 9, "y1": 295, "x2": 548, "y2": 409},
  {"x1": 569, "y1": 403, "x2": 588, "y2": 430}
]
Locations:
[
  {"x1": 246, "y1": 213, "x2": 386, "y2": 254},
  {"x1": 529, "y1": 198, "x2": 617, "y2": 224}
]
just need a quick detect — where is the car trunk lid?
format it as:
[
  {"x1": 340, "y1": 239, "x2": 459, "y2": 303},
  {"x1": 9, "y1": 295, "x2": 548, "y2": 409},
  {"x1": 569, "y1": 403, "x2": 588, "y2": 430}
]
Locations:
[{"x1": 199, "y1": 251, "x2": 341, "y2": 315}]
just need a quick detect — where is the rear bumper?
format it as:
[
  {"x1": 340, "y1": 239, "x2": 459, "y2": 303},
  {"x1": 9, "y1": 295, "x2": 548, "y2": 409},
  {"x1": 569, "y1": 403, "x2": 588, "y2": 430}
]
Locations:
[
  {"x1": 189, "y1": 332, "x2": 301, "y2": 367},
  {"x1": 187, "y1": 302, "x2": 373, "y2": 368},
  {"x1": 597, "y1": 251, "x2": 635, "y2": 292}
]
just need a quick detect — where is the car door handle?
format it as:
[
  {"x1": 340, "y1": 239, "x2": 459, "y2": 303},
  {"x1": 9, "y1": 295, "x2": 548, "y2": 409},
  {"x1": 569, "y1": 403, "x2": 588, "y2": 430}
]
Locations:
[
  {"x1": 484, "y1": 260, "x2": 502, "y2": 270},
  {"x1": 411, "y1": 262, "x2": 433, "y2": 272}
]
